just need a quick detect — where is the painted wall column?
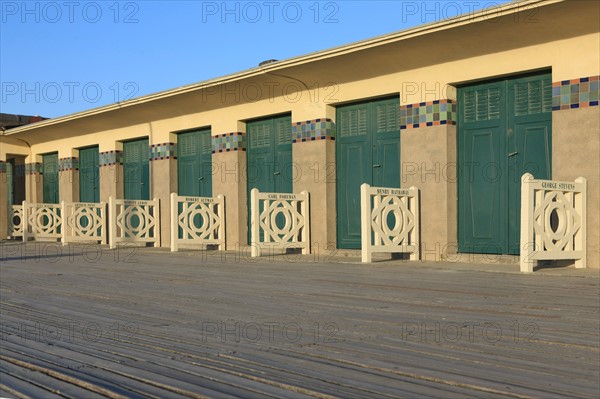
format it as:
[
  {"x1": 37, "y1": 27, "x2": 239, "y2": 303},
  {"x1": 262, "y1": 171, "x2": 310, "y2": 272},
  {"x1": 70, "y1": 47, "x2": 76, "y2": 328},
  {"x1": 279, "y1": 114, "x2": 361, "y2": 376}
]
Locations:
[
  {"x1": 150, "y1": 139, "x2": 177, "y2": 248},
  {"x1": 400, "y1": 99, "x2": 458, "y2": 261},
  {"x1": 292, "y1": 118, "x2": 337, "y2": 252},
  {"x1": 59, "y1": 149, "x2": 79, "y2": 203},
  {"x1": 552, "y1": 76, "x2": 600, "y2": 267},
  {"x1": 0, "y1": 160, "x2": 7, "y2": 239},
  {"x1": 99, "y1": 143, "x2": 123, "y2": 203},
  {"x1": 212, "y1": 132, "x2": 247, "y2": 249}
]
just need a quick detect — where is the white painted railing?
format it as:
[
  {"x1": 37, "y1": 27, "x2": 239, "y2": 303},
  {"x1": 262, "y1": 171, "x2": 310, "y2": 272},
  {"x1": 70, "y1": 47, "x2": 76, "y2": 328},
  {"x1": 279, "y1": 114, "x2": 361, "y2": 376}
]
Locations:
[
  {"x1": 8, "y1": 205, "x2": 24, "y2": 238},
  {"x1": 361, "y1": 184, "x2": 420, "y2": 263},
  {"x1": 520, "y1": 173, "x2": 587, "y2": 273},
  {"x1": 250, "y1": 189, "x2": 310, "y2": 257},
  {"x1": 23, "y1": 202, "x2": 63, "y2": 242},
  {"x1": 170, "y1": 193, "x2": 225, "y2": 252},
  {"x1": 62, "y1": 202, "x2": 107, "y2": 245},
  {"x1": 109, "y1": 197, "x2": 160, "y2": 249}
]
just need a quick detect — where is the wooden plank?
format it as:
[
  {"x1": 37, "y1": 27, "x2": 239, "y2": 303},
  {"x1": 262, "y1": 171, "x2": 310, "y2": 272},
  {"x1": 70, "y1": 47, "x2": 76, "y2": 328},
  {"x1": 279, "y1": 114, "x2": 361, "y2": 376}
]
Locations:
[{"x1": 1, "y1": 243, "x2": 598, "y2": 398}]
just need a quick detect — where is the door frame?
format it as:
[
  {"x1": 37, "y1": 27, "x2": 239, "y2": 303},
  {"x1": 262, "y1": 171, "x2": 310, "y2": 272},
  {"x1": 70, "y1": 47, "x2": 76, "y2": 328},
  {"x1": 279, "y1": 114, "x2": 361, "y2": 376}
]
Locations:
[
  {"x1": 176, "y1": 127, "x2": 213, "y2": 197},
  {"x1": 42, "y1": 152, "x2": 59, "y2": 204},
  {"x1": 123, "y1": 138, "x2": 150, "y2": 201},
  {"x1": 78, "y1": 145, "x2": 100, "y2": 203},
  {"x1": 335, "y1": 95, "x2": 401, "y2": 249},
  {"x1": 456, "y1": 70, "x2": 552, "y2": 255},
  {"x1": 245, "y1": 113, "x2": 293, "y2": 244}
]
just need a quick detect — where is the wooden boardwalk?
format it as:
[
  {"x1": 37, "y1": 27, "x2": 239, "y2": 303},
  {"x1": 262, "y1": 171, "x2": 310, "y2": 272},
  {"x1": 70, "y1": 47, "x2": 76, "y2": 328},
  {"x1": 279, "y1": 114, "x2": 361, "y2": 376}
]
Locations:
[{"x1": 1, "y1": 243, "x2": 599, "y2": 398}]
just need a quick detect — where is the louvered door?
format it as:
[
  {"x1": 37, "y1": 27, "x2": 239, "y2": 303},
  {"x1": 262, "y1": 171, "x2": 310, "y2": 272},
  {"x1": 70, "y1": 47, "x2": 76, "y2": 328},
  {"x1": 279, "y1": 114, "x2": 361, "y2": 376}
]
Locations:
[
  {"x1": 458, "y1": 73, "x2": 551, "y2": 254},
  {"x1": 336, "y1": 97, "x2": 400, "y2": 249},
  {"x1": 246, "y1": 115, "x2": 293, "y2": 243},
  {"x1": 43, "y1": 153, "x2": 59, "y2": 203},
  {"x1": 178, "y1": 129, "x2": 213, "y2": 197},
  {"x1": 79, "y1": 146, "x2": 99, "y2": 203},
  {"x1": 123, "y1": 139, "x2": 150, "y2": 200},
  {"x1": 507, "y1": 75, "x2": 552, "y2": 253}
]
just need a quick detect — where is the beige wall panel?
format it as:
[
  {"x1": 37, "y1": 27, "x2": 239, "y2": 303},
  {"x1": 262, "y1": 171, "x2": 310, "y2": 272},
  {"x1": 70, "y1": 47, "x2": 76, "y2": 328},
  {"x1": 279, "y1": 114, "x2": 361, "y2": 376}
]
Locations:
[
  {"x1": 293, "y1": 139, "x2": 336, "y2": 250},
  {"x1": 212, "y1": 151, "x2": 247, "y2": 249},
  {"x1": 99, "y1": 164, "x2": 123, "y2": 203},
  {"x1": 401, "y1": 125, "x2": 455, "y2": 260},
  {"x1": 59, "y1": 170, "x2": 79, "y2": 203},
  {"x1": 25, "y1": 173, "x2": 42, "y2": 203},
  {"x1": 151, "y1": 158, "x2": 177, "y2": 247},
  {"x1": 553, "y1": 106, "x2": 600, "y2": 268}
]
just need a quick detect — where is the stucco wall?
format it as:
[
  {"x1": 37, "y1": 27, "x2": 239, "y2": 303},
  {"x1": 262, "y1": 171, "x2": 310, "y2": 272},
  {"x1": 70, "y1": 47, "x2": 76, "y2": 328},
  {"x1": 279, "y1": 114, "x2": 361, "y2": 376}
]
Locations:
[
  {"x1": 2, "y1": 1, "x2": 598, "y2": 266},
  {"x1": 553, "y1": 106, "x2": 600, "y2": 268}
]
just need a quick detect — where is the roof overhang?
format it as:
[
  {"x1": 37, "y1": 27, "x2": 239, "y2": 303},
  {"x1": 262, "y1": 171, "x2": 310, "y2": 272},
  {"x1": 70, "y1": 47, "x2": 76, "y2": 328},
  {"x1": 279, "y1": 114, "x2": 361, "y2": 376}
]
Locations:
[{"x1": 1, "y1": 0, "x2": 585, "y2": 141}]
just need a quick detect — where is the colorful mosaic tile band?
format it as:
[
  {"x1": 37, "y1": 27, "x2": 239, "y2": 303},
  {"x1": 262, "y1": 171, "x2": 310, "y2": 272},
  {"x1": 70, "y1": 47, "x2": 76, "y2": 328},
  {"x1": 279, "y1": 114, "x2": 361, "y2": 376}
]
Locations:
[
  {"x1": 150, "y1": 143, "x2": 177, "y2": 161},
  {"x1": 99, "y1": 151, "x2": 123, "y2": 167},
  {"x1": 292, "y1": 118, "x2": 336, "y2": 143},
  {"x1": 25, "y1": 163, "x2": 43, "y2": 174},
  {"x1": 212, "y1": 132, "x2": 246, "y2": 153},
  {"x1": 552, "y1": 76, "x2": 599, "y2": 110},
  {"x1": 400, "y1": 99, "x2": 457, "y2": 129},
  {"x1": 59, "y1": 157, "x2": 79, "y2": 171}
]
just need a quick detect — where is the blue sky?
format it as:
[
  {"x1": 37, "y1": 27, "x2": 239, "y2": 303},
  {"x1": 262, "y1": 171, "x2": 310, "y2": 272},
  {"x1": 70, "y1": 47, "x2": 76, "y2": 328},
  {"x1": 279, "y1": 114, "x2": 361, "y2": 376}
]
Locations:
[{"x1": 1, "y1": 1, "x2": 511, "y2": 118}]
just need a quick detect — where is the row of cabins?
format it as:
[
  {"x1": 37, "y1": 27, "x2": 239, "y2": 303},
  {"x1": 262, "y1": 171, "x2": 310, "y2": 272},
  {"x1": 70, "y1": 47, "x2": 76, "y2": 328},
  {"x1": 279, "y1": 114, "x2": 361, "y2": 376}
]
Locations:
[{"x1": 1, "y1": 0, "x2": 598, "y2": 267}]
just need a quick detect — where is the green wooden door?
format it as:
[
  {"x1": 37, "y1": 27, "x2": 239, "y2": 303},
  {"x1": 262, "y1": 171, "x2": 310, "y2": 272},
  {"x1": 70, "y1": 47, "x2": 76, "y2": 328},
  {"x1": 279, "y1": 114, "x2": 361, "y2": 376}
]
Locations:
[
  {"x1": 123, "y1": 139, "x2": 150, "y2": 200},
  {"x1": 507, "y1": 75, "x2": 552, "y2": 253},
  {"x1": 178, "y1": 129, "x2": 213, "y2": 197},
  {"x1": 42, "y1": 153, "x2": 59, "y2": 204},
  {"x1": 79, "y1": 146, "x2": 99, "y2": 203},
  {"x1": 246, "y1": 115, "x2": 293, "y2": 242},
  {"x1": 458, "y1": 73, "x2": 552, "y2": 255},
  {"x1": 336, "y1": 97, "x2": 400, "y2": 249}
]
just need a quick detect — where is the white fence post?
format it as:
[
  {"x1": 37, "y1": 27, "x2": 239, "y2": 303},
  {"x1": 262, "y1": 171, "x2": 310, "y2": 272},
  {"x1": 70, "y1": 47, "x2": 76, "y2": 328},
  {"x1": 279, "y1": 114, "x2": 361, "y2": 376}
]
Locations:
[
  {"x1": 61, "y1": 201, "x2": 67, "y2": 245},
  {"x1": 170, "y1": 193, "x2": 177, "y2": 252},
  {"x1": 22, "y1": 201, "x2": 27, "y2": 242},
  {"x1": 361, "y1": 185, "x2": 420, "y2": 263},
  {"x1": 251, "y1": 188, "x2": 260, "y2": 258},
  {"x1": 520, "y1": 173, "x2": 536, "y2": 273},
  {"x1": 361, "y1": 183, "x2": 371, "y2": 263},
  {"x1": 300, "y1": 191, "x2": 310, "y2": 255},
  {"x1": 574, "y1": 177, "x2": 587, "y2": 269},
  {"x1": 109, "y1": 196, "x2": 116, "y2": 249},
  {"x1": 217, "y1": 194, "x2": 225, "y2": 251},
  {"x1": 154, "y1": 198, "x2": 161, "y2": 248},
  {"x1": 519, "y1": 173, "x2": 587, "y2": 272},
  {"x1": 100, "y1": 201, "x2": 107, "y2": 245},
  {"x1": 410, "y1": 186, "x2": 420, "y2": 261}
]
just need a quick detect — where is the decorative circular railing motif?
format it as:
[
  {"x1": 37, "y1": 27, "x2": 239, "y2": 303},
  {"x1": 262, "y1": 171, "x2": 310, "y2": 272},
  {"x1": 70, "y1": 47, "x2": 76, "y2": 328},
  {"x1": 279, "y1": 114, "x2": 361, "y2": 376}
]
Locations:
[
  {"x1": 9, "y1": 206, "x2": 24, "y2": 236},
  {"x1": 68, "y1": 206, "x2": 103, "y2": 237},
  {"x1": 533, "y1": 191, "x2": 581, "y2": 252},
  {"x1": 28, "y1": 205, "x2": 62, "y2": 236},
  {"x1": 260, "y1": 200, "x2": 304, "y2": 243},
  {"x1": 178, "y1": 202, "x2": 221, "y2": 240},
  {"x1": 116, "y1": 204, "x2": 156, "y2": 239},
  {"x1": 371, "y1": 196, "x2": 414, "y2": 246}
]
